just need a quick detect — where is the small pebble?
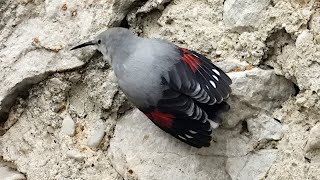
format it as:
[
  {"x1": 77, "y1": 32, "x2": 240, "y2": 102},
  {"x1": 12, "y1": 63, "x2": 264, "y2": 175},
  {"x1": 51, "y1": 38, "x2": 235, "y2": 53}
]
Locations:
[
  {"x1": 251, "y1": 50, "x2": 263, "y2": 57},
  {"x1": 234, "y1": 43, "x2": 243, "y2": 51},
  {"x1": 215, "y1": 50, "x2": 222, "y2": 55},
  {"x1": 305, "y1": 123, "x2": 320, "y2": 152},
  {"x1": 47, "y1": 126, "x2": 55, "y2": 134},
  {"x1": 87, "y1": 125, "x2": 106, "y2": 148},
  {"x1": 61, "y1": 113, "x2": 76, "y2": 136},
  {"x1": 66, "y1": 150, "x2": 85, "y2": 161},
  {"x1": 296, "y1": 30, "x2": 313, "y2": 46},
  {"x1": 108, "y1": 71, "x2": 117, "y2": 83}
]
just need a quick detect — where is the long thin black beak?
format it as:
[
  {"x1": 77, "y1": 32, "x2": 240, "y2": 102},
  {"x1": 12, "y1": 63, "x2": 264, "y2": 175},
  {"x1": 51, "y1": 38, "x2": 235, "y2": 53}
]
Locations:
[{"x1": 71, "y1": 40, "x2": 96, "y2": 50}]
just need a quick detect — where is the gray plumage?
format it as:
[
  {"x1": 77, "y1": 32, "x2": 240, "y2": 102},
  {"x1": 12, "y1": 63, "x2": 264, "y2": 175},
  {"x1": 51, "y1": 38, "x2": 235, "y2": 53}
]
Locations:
[
  {"x1": 71, "y1": 27, "x2": 232, "y2": 148},
  {"x1": 95, "y1": 28, "x2": 179, "y2": 107}
]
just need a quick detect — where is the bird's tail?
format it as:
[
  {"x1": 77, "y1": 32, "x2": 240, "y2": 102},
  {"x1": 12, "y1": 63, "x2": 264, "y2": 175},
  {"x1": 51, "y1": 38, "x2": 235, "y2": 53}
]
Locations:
[{"x1": 197, "y1": 101, "x2": 230, "y2": 127}]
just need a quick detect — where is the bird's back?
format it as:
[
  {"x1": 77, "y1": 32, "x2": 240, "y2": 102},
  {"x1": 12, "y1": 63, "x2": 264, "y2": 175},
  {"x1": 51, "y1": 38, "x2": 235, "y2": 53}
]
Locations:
[
  {"x1": 71, "y1": 27, "x2": 232, "y2": 148},
  {"x1": 112, "y1": 33, "x2": 232, "y2": 148},
  {"x1": 115, "y1": 38, "x2": 180, "y2": 108}
]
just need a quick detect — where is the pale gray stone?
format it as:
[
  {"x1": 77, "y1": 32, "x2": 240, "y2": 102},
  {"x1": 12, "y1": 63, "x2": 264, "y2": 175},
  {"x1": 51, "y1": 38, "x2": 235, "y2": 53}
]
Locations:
[
  {"x1": 61, "y1": 114, "x2": 76, "y2": 136},
  {"x1": 0, "y1": 165, "x2": 25, "y2": 180},
  {"x1": 247, "y1": 114, "x2": 283, "y2": 141},
  {"x1": 227, "y1": 149, "x2": 278, "y2": 180},
  {"x1": 305, "y1": 123, "x2": 320, "y2": 152},
  {"x1": 223, "y1": 0, "x2": 271, "y2": 32}
]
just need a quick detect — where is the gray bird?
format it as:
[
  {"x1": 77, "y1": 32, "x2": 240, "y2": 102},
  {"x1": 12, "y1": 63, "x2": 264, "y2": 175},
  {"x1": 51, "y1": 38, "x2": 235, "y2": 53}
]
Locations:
[{"x1": 71, "y1": 27, "x2": 232, "y2": 148}]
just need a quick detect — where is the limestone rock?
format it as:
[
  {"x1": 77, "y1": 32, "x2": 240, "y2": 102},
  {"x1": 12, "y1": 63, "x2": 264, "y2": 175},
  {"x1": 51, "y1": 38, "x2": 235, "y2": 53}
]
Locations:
[
  {"x1": 108, "y1": 109, "x2": 231, "y2": 180},
  {"x1": 0, "y1": 0, "x2": 141, "y2": 121},
  {"x1": 309, "y1": 12, "x2": 320, "y2": 33},
  {"x1": 227, "y1": 149, "x2": 277, "y2": 180},
  {"x1": 224, "y1": 68, "x2": 295, "y2": 128},
  {"x1": 223, "y1": 0, "x2": 271, "y2": 32},
  {"x1": 247, "y1": 114, "x2": 283, "y2": 141},
  {"x1": 1, "y1": 0, "x2": 320, "y2": 179},
  {"x1": 108, "y1": 68, "x2": 293, "y2": 179},
  {"x1": 108, "y1": 108, "x2": 280, "y2": 180},
  {"x1": 305, "y1": 123, "x2": 320, "y2": 152},
  {"x1": 0, "y1": 162, "x2": 25, "y2": 180},
  {"x1": 295, "y1": 30, "x2": 313, "y2": 47},
  {"x1": 87, "y1": 122, "x2": 106, "y2": 148},
  {"x1": 61, "y1": 113, "x2": 76, "y2": 136},
  {"x1": 0, "y1": 73, "x2": 121, "y2": 179}
]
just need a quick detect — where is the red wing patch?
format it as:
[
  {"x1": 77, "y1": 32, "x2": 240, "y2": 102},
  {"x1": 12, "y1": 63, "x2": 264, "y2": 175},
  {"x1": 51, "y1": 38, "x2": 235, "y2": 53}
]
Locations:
[
  {"x1": 180, "y1": 48, "x2": 202, "y2": 73},
  {"x1": 146, "y1": 109, "x2": 175, "y2": 128}
]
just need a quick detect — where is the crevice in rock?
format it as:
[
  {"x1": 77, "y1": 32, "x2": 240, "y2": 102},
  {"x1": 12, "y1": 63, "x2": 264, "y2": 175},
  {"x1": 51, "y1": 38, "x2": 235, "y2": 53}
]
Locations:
[
  {"x1": 260, "y1": 28, "x2": 301, "y2": 96},
  {"x1": 0, "y1": 73, "x2": 48, "y2": 122},
  {"x1": 270, "y1": 0, "x2": 276, "y2": 7},
  {"x1": 304, "y1": 156, "x2": 311, "y2": 163},
  {"x1": 262, "y1": 28, "x2": 295, "y2": 65},
  {"x1": 0, "y1": 156, "x2": 26, "y2": 178},
  {"x1": 253, "y1": 139, "x2": 279, "y2": 151},
  {"x1": 273, "y1": 118, "x2": 281, "y2": 124},
  {"x1": 0, "y1": 50, "x2": 101, "y2": 132},
  {"x1": 240, "y1": 120, "x2": 249, "y2": 135},
  {"x1": 108, "y1": 157, "x2": 125, "y2": 180},
  {"x1": 119, "y1": 16, "x2": 130, "y2": 29},
  {"x1": 126, "y1": 0, "x2": 173, "y2": 35},
  {"x1": 112, "y1": 0, "x2": 149, "y2": 27},
  {"x1": 293, "y1": 83, "x2": 300, "y2": 96},
  {"x1": 258, "y1": 64, "x2": 274, "y2": 70},
  {"x1": 2, "y1": 76, "x2": 59, "y2": 123},
  {"x1": 0, "y1": 156, "x2": 18, "y2": 170}
]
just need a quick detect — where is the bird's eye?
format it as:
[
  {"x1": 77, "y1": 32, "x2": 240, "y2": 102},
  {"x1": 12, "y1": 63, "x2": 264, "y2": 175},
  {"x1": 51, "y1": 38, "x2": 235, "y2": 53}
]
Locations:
[{"x1": 98, "y1": 40, "x2": 101, "y2": 44}]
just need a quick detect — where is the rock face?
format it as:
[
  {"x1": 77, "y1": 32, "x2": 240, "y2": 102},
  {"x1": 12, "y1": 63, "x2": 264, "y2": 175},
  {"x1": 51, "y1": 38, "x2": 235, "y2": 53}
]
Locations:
[
  {"x1": 0, "y1": 0, "x2": 141, "y2": 121},
  {"x1": 305, "y1": 123, "x2": 320, "y2": 152},
  {"x1": 1, "y1": 0, "x2": 320, "y2": 180},
  {"x1": 0, "y1": 159, "x2": 25, "y2": 180},
  {"x1": 108, "y1": 68, "x2": 294, "y2": 180},
  {"x1": 223, "y1": 0, "x2": 271, "y2": 32}
]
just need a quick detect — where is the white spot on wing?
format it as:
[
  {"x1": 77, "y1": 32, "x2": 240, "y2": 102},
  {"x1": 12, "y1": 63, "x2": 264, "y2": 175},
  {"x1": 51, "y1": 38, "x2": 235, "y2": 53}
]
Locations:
[
  {"x1": 186, "y1": 102, "x2": 194, "y2": 116},
  {"x1": 192, "y1": 106, "x2": 199, "y2": 119},
  {"x1": 210, "y1": 80, "x2": 216, "y2": 88},
  {"x1": 178, "y1": 135, "x2": 187, "y2": 141},
  {"x1": 190, "y1": 84, "x2": 201, "y2": 96},
  {"x1": 196, "y1": 107, "x2": 203, "y2": 120},
  {"x1": 194, "y1": 89, "x2": 205, "y2": 99},
  {"x1": 212, "y1": 75, "x2": 219, "y2": 81},
  {"x1": 189, "y1": 130, "x2": 197, "y2": 134},
  {"x1": 192, "y1": 53, "x2": 199, "y2": 58},
  {"x1": 212, "y1": 69, "x2": 220, "y2": 76},
  {"x1": 194, "y1": 83, "x2": 201, "y2": 92},
  {"x1": 185, "y1": 134, "x2": 193, "y2": 139},
  {"x1": 202, "y1": 95, "x2": 210, "y2": 103},
  {"x1": 208, "y1": 119, "x2": 219, "y2": 129},
  {"x1": 217, "y1": 97, "x2": 223, "y2": 104},
  {"x1": 198, "y1": 91, "x2": 209, "y2": 102},
  {"x1": 210, "y1": 97, "x2": 217, "y2": 105}
]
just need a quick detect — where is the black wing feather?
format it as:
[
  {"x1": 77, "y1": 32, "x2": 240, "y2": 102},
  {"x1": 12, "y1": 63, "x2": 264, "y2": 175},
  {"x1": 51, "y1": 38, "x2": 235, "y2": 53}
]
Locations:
[{"x1": 141, "y1": 47, "x2": 232, "y2": 148}]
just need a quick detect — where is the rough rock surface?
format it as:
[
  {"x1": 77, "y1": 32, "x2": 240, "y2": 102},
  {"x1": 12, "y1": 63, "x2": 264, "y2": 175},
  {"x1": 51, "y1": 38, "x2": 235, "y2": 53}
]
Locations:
[
  {"x1": 108, "y1": 68, "x2": 294, "y2": 180},
  {"x1": 1, "y1": 0, "x2": 320, "y2": 179},
  {"x1": 305, "y1": 122, "x2": 320, "y2": 152},
  {"x1": 0, "y1": 0, "x2": 142, "y2": 121},
  {"x1": 223, "y1": 0, "x2": 271, "y2": 32},
  {"x1": 0, "y1": 158, "x2": 25, "y2": 180}
]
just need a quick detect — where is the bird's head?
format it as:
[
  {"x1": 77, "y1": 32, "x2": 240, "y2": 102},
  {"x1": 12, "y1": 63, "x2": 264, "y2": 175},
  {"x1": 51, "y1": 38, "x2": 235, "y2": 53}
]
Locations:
[{"x1": 71, "y1": 28, "x2": 135, "y2": 64}]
